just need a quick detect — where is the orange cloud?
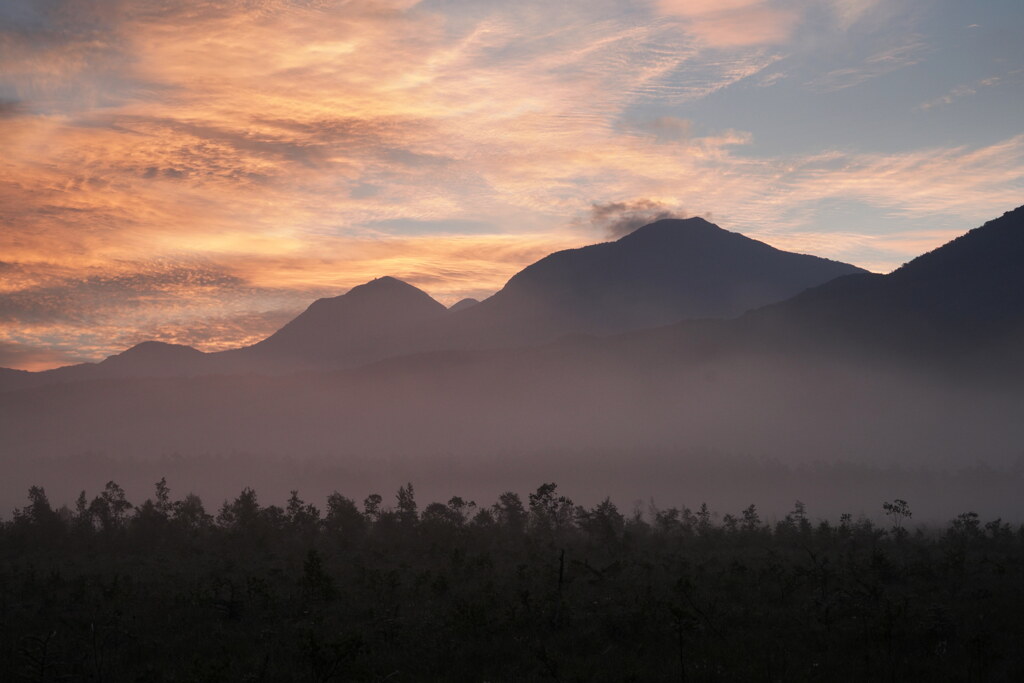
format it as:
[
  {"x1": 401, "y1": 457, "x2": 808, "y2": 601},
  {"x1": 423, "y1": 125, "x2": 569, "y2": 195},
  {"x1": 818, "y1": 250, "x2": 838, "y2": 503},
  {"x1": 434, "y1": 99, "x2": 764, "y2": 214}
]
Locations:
[
  {"x1": 655, "y1": 0, "x2": 801, "y2": 47},
  {"x1": 1, "y1": 0, "x2": 1021, "y2": 368}
]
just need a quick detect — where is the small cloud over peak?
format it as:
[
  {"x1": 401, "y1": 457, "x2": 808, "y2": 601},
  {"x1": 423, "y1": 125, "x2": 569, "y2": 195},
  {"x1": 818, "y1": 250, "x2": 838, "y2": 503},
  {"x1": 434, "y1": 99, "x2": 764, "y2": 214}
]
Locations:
[{"x1": 590, "y1": 199, "x2": 682, "y2": 239}]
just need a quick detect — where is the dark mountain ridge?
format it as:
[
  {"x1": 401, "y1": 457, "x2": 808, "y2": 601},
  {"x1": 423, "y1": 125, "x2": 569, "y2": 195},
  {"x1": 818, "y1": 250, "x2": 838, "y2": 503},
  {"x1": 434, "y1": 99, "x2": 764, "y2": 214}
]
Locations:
[
  {"x1": 2, "y1": 208, "x2": 1024, "y2": 517},
  {"x1": 214, "y1": 276, "x2": 449, "y2": 369},
  {"x1": 740, "y1": 205, "x2": 1024, "y2": 363},
  {"x1": 437, "y1": 217, "x2": 866, "y2": 347},
  {"x1": 0, "y1": 217, "x2": 865, "y2": 388}
]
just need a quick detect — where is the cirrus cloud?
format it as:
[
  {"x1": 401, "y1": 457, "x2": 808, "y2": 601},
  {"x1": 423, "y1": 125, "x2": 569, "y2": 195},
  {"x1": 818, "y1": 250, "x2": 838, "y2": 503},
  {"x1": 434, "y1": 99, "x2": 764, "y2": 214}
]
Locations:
[{"x1": 0, "y1": 0, "x2": 1021, "y2": 368}]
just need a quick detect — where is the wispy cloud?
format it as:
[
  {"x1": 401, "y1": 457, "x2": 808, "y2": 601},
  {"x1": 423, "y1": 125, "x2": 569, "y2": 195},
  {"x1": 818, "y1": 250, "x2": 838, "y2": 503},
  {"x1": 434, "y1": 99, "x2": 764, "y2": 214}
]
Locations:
[
  {"x1": 919, "y1": 76, "x2": 1003, "y2": 110},
  {"x1": 655, "y1": 1, "x2": 802, "y2": 48},
  {"x1": 0, "y1": 0, "x2": 1021, "y2": 368},
  {"x1": 828, "y1": 0, "x2": 885, "y2": 31},
  {"x1": 0, "y1": 341, "x2": 82, "y2": 373},
  {"x1": 807, "y1": 38, "x2": 928, "y2": 91}
]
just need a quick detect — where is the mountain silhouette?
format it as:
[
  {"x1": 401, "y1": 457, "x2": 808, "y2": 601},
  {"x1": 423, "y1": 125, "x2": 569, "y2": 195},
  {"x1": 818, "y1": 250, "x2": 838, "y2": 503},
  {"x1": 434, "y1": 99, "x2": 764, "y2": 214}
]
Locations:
[
  {"x1": 448, "y1": 298, "x2": 480, "y2": 312},
  {"x1": 100, "y1": 341, "x2": 204, "y2": 369},
  {"x1": 2, "y1": 208, "x2": 1024, "y2": 510},
  {"x1": 434, "y1": 217, "x2": 866, "y2": 348},
  {"x1": 0, "y1": 341, "x2": 210, "y2": 391},
  {"x1": 0, "y1": 216, "x2": 866, "y2": 388},
  {"x1": 741, "y1": 205, "x2": 1024, "y2": 363},
  {"x1": 220, "y1": 276, "x2": 448, "y2": 368}
]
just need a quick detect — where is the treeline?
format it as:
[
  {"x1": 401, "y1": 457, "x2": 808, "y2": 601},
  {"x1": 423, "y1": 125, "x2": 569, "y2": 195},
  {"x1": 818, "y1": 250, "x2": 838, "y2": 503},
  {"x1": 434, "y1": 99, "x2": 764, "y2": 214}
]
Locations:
[{"x1": 2, "y1": 480, "x2": 1023, "y2": 681}]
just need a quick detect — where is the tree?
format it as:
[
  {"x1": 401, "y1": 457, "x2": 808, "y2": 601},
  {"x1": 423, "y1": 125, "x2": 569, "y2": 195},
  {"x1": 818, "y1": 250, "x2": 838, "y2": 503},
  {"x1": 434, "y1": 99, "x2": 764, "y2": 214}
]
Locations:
[
  {"x1": 154, "y1": 477, "x2": 173, "y2": 516},
  {"x1": 882, "y1": 499, "x2": 912, "y2": 537},
  {"x1": 286, "y1": 490, "x2": 321, "y2": 534},
  {"x1": 173, "y1": 493, "x2": 212, "y2": 533},
  {"x1": 949, "y1": 511, "x2": 981, "y2": 539},
  {"x1": 396, "y1": 483, "x2": 417, "y2": 525},
  {"x1": 446, "y1": 496, "x2": 476, "y2": 525},
  {"x1": 575, "y1": 498, "x2": 624, "y2": 544},
  {"x1": 696, "y1": 503, "x2": 713, "y2": 535},
  {"x1": 133, "y1": 479, "x2": 175, "y2": 536},
  {"x1": 15, "y1": 486, "x2": 56, "y2": 524},
  {"x1": 325, "y1": 492, "x2": 365, "y2": 538},
  {"x1": 528, "y1": 483, "x2": 574, "y2": 535},
  {"x1": 89, "y1": 481, "x2": 132, "y2": 532},
  {"x1": 13, "y1": 486, "x2": 62, "y2": 538},
  {"x1": 73, "y1": 490, "x2": 92, "y2": 533},
  {"x1": 492, "y1": 491, "x2": 527, "y2": 532},
  {"x1": 741, "y1": 504, "x2": 761, "y2": 533},
  {"x1": 363, "y1": 493, "x2": 383, "y2": 521},
  {"x1": 421, "y1": 502, "x2": 461, "y2": 527},
  {"x1": 218, "y1": 487, "x2": 262, "y2": 532}
]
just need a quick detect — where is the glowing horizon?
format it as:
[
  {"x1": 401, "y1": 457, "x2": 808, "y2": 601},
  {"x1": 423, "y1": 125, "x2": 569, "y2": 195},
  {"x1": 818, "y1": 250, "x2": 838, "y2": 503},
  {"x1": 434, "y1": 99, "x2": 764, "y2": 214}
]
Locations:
[{"x1": 2, "y1": 0, "x2": 1022, "y2": 370}]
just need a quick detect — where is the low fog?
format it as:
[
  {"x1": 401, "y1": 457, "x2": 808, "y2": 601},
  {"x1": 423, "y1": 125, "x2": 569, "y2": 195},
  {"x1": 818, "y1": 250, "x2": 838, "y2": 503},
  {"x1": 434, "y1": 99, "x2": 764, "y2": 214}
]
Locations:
[
  {"x1": 2, "y1": 336, "x2": 1022, "y2": 524},
  {"x1": 3, "y1": 210, "x2": 1023, "y2": 524}
]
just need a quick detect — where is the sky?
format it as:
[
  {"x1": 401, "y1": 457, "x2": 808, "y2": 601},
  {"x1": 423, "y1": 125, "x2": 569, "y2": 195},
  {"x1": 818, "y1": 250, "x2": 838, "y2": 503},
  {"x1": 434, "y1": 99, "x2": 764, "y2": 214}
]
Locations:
[{"x1": 1, "y1": 0, "x2": 1022, "y2": 370}]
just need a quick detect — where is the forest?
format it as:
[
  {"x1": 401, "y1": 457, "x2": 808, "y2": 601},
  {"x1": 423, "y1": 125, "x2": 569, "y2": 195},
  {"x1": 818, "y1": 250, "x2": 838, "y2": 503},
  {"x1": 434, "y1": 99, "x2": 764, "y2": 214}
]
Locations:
[{"x1": 2, "y1": 480, "x2": 1023, "y2": 682}]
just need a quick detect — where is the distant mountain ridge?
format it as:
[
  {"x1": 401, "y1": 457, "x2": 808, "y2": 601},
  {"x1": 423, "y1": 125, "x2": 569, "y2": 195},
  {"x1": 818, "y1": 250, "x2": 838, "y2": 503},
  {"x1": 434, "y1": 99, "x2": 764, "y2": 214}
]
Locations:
[
  {"x1": 2, "y1": 207, "x2": 1024, "y2": 491},
  {"x1": 215, "y1": 276, "x2": 448, "y2": 369},
  {"x1": 448, "y1": 217, "x2": 866, "y2": 345},
  {"x1": 741, "y1": 205, "x2": 1024, "y2": 359},
  {"x1": 0, "y1": 216, "x2": 875, "y2": 387}
]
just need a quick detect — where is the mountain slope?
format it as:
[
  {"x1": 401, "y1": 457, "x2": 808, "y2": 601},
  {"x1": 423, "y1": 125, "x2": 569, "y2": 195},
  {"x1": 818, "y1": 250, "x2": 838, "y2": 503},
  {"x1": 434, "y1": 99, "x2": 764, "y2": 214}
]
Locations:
[
  {"x1": 2, "y1": 209, "x2": 1023, "y2": 516},
  {"x1": 0, "y1": 278, "x2": 450, "y2": 388},
  {"x1": 0, "y1": 342, "x2": 209, "y2": 392},
  {"x1": 216, "y1": 276, "x2": 448, "y2": 369},
  {"x1": 431, "y1": 217, "x2": 866, "y2": 349},
  {"x1": 1, "y1": 217, "x2": 865, "y2": 388},
  {"x1": 744, "y1": 205, "x2": 1024, "y2": 359}
]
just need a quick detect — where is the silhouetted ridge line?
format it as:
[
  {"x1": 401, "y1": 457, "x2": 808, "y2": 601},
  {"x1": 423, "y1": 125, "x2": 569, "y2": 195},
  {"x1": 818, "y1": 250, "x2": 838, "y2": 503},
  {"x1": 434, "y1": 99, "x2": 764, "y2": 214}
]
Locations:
[
  {"x1": 736, "y1": 204, "x2": 1024, "y2": 364},
  {"x1": 448, "y1": 298, "x2": 480, "y2": 312},
  {"x1": 0, "y1": 214, "x2": 887, "y2": 385},
  {"x1": 103, "y1": 341, "x2": 204, "y2": 363},
  {"x1": 241, "y1": 276, "x2": 447, "y2": 363},
  {"x1": 481, "y1": 215, "x2": 866, "y2": 339}
]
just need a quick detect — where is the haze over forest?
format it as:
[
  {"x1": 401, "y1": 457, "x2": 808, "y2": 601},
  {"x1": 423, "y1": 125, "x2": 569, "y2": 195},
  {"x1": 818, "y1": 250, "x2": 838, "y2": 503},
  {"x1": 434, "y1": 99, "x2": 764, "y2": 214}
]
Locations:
[
  {"x1": 2, "y1": 0, "x2": 1024, "y2": 524},
  {"x1": 3, "y1": 208, "x2": 1024, "y2": 522},
  {"x1": 6, "y1": 3, "x2": 1024, "y2": 680}
]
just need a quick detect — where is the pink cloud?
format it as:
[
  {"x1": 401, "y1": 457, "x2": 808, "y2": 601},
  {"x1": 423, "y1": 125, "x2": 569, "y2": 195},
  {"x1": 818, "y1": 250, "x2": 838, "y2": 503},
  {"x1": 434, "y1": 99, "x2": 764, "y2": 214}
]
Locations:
[
  {"x1": 0, "y1": 0, "x2": 1021, "y2": 366},
  {"x1": 655, "y1": 0, "x2": 801, "y2": 47}
]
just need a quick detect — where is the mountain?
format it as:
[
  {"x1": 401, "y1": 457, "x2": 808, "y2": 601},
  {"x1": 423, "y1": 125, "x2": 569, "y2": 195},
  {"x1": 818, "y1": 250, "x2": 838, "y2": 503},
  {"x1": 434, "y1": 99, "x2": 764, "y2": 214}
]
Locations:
[
  {"x1": 433, "y1": 217, "x2": 866, "y2": 348},
  {"x1": 97, "y1": 341, "x2": 206, "y2": 375},
  {"x1": 741, "y1": 205, "x2": 1024, "y2": 363},
  {"x1": 448, "y1": 298, "x2": 480, "y2": 312},
  {"x1": 215, "y1": 276, "x2": 448, "y2": 370},
  {"x1": 2, "y1": 209, "x2": 1023, "y2": 517},
  {"x1": 0, "y1": 342, "x2": 209, "y2": 392},
  {"x1": 0, "y1": 217, "x2": 865, "y2": 388},
  {"x1": 0, "y1": 277, "x2": 453, "y2": 389}
]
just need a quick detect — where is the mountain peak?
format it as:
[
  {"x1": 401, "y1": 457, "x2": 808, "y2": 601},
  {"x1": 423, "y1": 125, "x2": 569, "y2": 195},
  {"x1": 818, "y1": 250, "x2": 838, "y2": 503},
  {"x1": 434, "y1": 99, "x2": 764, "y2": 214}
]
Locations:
[
  {"x1": 347, "y1": 275, "x2": 417, "y2": 295},
  {"x1": 482, "y1": 214, "x2": 866, "y2": 337},
  {"x1": 449, "y1": 298, "x2": 480, "y2": 312},
  {"x1": 621, "y1": 216, "x2": 718, "y2": 238},
  {"x1": 615, "y1": 216, "x2": 745, "y2": 250},
  {"x1": 307, "y1": 276, "x2": 443, "y2": 312},
  {"x1": 246, "y1": 275, "x2": 446, "y2": 360},
  {"x1": 105, "y1": 341, "x2": 203, "y2": 363}
]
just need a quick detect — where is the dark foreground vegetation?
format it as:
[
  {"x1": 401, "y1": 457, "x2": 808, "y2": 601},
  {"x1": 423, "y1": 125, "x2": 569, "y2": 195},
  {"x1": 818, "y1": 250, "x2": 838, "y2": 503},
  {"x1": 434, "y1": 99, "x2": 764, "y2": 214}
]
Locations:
[{"x1": 2, "y1": 482, "x2": 1023, "y2": 682}]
